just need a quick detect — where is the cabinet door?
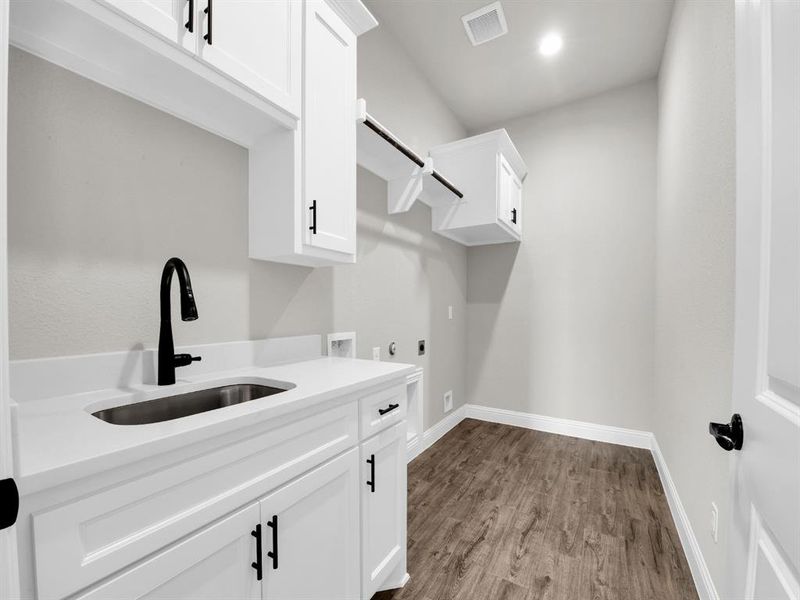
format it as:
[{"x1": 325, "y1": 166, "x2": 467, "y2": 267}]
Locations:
[
  {"x1": 198, "y1": 0, "x2": 301, "y2": 116},
  {"x1": 497, "y1": 153, "x2": 521, "y2": 234},
  {"x1": 260, "y1": 449, "x2": 360, "y2": 600},
  {"x1": 303, "y1": 0, "x2": 357, "y2": 256},
  {"x1": 361, "y1": 422, "x2": 407, "y2": 598},
  {"x1": 76, "y1": 504, "x2": 261, "y2": 600},
  {"x1": 104, "y1": 0, "x2": 196, "y2": 51}
]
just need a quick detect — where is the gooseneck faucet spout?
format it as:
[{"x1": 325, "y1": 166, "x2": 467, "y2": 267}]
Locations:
[{"x1": 158, "y1": 257, "x2": 201, "y2": 385}]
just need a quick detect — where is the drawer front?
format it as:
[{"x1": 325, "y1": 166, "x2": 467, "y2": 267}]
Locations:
[
  {"x1": 33, "y1": 401, "x2": 358, "y2": 600},
  {"x1": 359, "y1": 384, "x2": 406, "y2": 440}
]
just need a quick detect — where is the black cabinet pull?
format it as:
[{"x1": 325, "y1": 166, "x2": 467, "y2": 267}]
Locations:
[
  {"x1": 709, "y1": 414, "x2": 744, "y2": 451},
  {"x1": 511, "y1": 208, "x2": 517, "y2": 224},
  {"x1": 203, "y1": 0, "x2": 212, "y2": 45},
  {"x1": 185, "y1": 0, "x2": 194, "y2": 32},
  {"x1": 378, "y1": 403, "x2": 399, "y2": 416},
  {"x1": 366, "y1": 454, "x2": 375, "y2": 493},
  {"x1": 309, "y1": 200, "x2": 317, "y2": 234},
  {"x1": 266, "y1": 515, "x2": 278, "y2": 569},
  {"x1": 250, "y1": 524, "x2": 262, "y2": 581}
]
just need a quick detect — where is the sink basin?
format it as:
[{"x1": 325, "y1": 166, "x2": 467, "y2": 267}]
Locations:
[{"x1": 91, "y1": 383, "x2": 293, "y2": 425}]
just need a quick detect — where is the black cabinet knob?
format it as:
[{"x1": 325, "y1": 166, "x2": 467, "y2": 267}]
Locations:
[{"x1": 709, "y1": 414, "x2": 743, "y2": 451}]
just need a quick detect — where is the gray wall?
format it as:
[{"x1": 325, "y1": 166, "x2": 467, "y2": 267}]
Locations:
[
  {"x1": 8, "y1": 24, "x2": 467, "y2": 430},
  {"x1": 467, "y1": 81, "x2": 658, "y2": 431},
  {"x1": 655, "y1": 0, "x2": 735, "y2": 587}
]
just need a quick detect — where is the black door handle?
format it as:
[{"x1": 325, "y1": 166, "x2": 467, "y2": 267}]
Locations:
[
  {"x1": 709, "y1": 413, "x2": 743, "y2": 451},
  {"x1": 379, "y1": 403, "x2": 399, "y2": 416},
  {"x1": 366, "y1": 454, "x2": 375, "y2": 493},
  {"x1": 251, "y1": 524, "x2": 262, "y2": 580},
  {"x1": 266, "y1": 515, "x2": 278, "y2": 569},
  {"x1": 511, "y1": 208, "x2": 517, "y2": 224},
  {"x1": 0, "y1": 478, "x2": 19, "y2": 530},
  {"x1": 203, "y1": 0, "x2": 212, "y2": 44}
]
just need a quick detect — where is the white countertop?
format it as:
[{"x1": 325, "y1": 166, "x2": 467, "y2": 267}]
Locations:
[{"x1": 13, "y1": 357, "x2": 415, "y2": 495}]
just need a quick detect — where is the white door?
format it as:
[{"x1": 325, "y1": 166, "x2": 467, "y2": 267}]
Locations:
[
  {"x1": 104, "y1": 0, "x2": 196, "y2": 51},
  {"x1": 0, "y1": 1, "x2": 20, "y2": 597},
  {"x1": 76, "y1": 503, "x2": 262, "y2": 599},
  {"x1": 260, "y1": 449, "x2": 360, "y2": 600},
  {"x1": 198, "y1": 0, "x2": 301, "y2": 116},
  {"x1": 497, "y1": 153, "x2": 521, "y2": 234},
  {"x1": 303, "y1": 0, "x2": 357, "y2": 256},
  {"x1": 727, "y1": 1, "x2": 800, "y2": 599},
  {"x1": 361, "y1": 423, "x2": 407, "y2": 599}
]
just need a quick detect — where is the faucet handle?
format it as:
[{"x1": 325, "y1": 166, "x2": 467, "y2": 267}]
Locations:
[{"x1": 173, "y1": 353, "x2": 202, "y2": 368}]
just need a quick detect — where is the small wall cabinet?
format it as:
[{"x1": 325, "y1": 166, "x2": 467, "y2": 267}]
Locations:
[{"x1": 429, "y1": 129, "x2": 527, "y2": 246}]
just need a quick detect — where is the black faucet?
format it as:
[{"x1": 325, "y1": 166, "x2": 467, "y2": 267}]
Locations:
[{"x1": 158, "y1": 257, "x2": 201, "y2": 385}]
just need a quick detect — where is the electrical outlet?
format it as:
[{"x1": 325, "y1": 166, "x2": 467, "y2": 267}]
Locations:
[
  {"x1": 418, "y1": 340, "x2": 426, "y2": 355},
  {"x1": 448, "y1": 305, "x2": 453, "y2": 320},
  {"x1": 443, "y1": 390, "x2": 453, "y2": 413},
  {"x1": 372, "y1": 347, "x2": 380, "y2": 361},
  {"x1": 710, "y1": 502, "x2": 719, "y2": 543}
]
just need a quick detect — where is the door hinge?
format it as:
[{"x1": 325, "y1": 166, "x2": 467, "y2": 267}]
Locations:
[{"x1": 0, "y1": 478, "x2": 19, "y2": 530}]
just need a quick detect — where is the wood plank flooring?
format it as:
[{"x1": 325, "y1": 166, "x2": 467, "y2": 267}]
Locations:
[{"x1": 374, "y1": 419, "x2": 698, "y2": 600}]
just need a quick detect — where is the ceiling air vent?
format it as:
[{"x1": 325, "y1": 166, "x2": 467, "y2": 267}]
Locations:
[{"x1": 462, "y1": 2, "x2": 508, "y2": 47}]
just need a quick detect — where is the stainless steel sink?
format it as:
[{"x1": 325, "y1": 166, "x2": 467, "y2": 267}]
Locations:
[{"x1": 91, "y1": 383, "x2": 292, "y2": 425}]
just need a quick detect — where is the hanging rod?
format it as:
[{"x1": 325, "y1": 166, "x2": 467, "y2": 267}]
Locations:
[
  {"x1": 431, "y1": 172, "x2": 464, "y2": 199},
  {"x1": 362, "y1": 115, "x2": 464, "y2": 200},
  {"x1": 363, "y1": 117, "x2": 425, "y2": 168}
]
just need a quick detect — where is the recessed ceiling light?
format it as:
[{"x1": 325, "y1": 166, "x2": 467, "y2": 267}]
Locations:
[{"x1": 538, "y1": 32, "x2": 563, "y2": 57}]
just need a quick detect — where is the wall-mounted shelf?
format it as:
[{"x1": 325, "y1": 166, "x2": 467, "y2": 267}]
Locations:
[{"x1": 356, "y1": 99, "x2": 463, "y2": 215}]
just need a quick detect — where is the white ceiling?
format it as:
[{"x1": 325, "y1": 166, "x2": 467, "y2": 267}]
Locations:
[{"x1": 364, "y1": 0, "x2": 674, "y2": 132}]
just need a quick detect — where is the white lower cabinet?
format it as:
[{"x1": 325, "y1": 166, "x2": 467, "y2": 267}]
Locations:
[
  {"x1": 260, "y1": 448, "x2": 360, "y2": 600},
  {"x1": 76, "y1": 503, "x2": 261, "y2": 600},
  {"x1": 28, "y1": 384, "x2": 407, "y2": 600},
  {"x1": 361, "y1": 422, "x2": 407, "y2": 599}
]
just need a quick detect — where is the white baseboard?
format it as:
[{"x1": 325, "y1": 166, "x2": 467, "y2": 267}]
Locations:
[
  {"x1": 650, "y1": 437, "x2": 719, "y2": 600},
  {"x1": 418, "y1": 405, "x2": 466, "y2": 456},
  {"x1": 464, "y1": 404, "x2": 653, "y2": 449},
  {"x1": 412, "y1": 403, "x2": 717, "y2": 600}
]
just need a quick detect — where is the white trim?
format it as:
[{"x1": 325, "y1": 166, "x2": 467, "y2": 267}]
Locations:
[
  {"x1": 416, "y1": 405, "x2": 466, "y2": 457},
  {"x1": 404, "y1": 368, "x2": 425, "y2": 462},
  {"x1": 650, "y1": 437, "x2": 720, "y2": 600},
  {"x1": 464, "y1": 404, "x2": 652, "y2": 449},
  {"x1": 411, "y1": 404, "x2": 718, "y2": 600},
  {"x1": 0, "y1": 0, "x2": 21, "y2": 594}
]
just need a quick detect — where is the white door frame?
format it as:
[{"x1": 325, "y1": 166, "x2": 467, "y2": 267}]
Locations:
[{"x1": 0, "y1": 0, "x2": 20, "y2": 596}]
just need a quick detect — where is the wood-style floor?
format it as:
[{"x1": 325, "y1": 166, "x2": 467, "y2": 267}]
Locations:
[{"x1": 374, "y1": 419, "x2": 698, "y2": 600}]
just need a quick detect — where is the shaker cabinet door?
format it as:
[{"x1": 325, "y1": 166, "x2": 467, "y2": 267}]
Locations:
[
  {"x1": 76, "y1": 503, "x2": 261, "y2": 600},
  {"x1": 260, "y1": 449, "x2": 360, "y2": 600},
  {"x1": 197, "y1": 0, "x2": 301, "y2": 116},
  {"x1": 303, "y1": 0, "x2": 357, "y2": 256}
]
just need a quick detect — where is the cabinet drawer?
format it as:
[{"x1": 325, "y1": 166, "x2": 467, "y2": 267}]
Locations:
[
  {"x1": 33, "y1": 401, "x2": 358, "y2": 600},
  {"x1": 359, "y1": 384, "x2": 406, "y2": 440}
]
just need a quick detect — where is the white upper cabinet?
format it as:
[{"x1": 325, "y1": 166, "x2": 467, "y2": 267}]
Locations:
[
  {"x1": 197, "y1": 0, "x2": 301, "y2": 116},
  {"x1": 303, "y1": 0, "x2": 356, "y2": 256},
  {"x1": 249, "y1": 0, "x2": 373, "y2": 266},
  {"x1": 429, "y1": 129, "x2": 527, "y2": 246},
  {"x1": 104, "y1": 0, "x2": 195, "y2": 51}
]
